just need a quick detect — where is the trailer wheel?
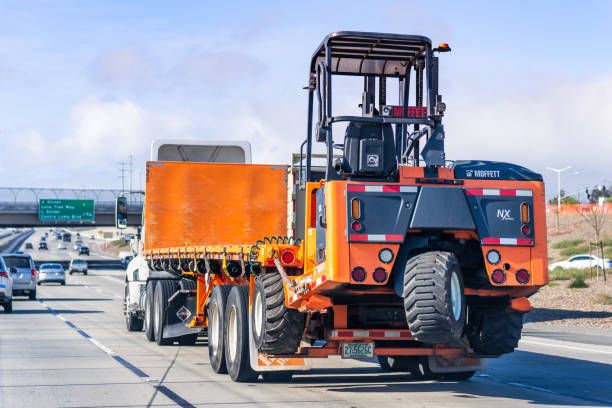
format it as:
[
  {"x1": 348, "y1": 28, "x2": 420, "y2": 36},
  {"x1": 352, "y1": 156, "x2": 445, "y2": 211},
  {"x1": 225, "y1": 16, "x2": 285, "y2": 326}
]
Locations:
[
  {"x1": 208, "y1": 285, "x2": 232, "y2": 374},
  {"x1": 154, "y1": 280, "x2": 177, "y2": 346},
  {"x1": 403, "y1": 251, "x2": 465, "y2": 344},
  {"x1": 224, "y1": 286, "x2": 257, "y2": 382},
  {"x1": 125, "y1": 282, "x2": 144, "y2": 332},
  {"x1": 144, "y1": 281, "x2": 156, "y2": 341},
  {"x1": 468, "y1": 309, "x2": 523, "y2": 355},
  {"x1": 377, "y1": 356, "x2": 411, "y2": 372},
  {"x1": 252, "y1": 273, "x2": 304, "y2": 354}
]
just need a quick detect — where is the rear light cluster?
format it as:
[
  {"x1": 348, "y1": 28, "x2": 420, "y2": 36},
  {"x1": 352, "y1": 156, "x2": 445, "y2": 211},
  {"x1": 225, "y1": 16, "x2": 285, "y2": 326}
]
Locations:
[
  {"x1": 350, "y1": 198, "x2": 363, "y2": 232},
  {"x1": 279, "y1": 249, "x2": 296, "y2": 266},
  {"x1": 486, "y1": 250, "x2": 530, "y2": 285},
  {"x1": 351, "y1": 266, "x2": 388, "y2": 283},
  {"x1": 31, "y1": 269, "x2": 37, "y2": 278},
  {"x1": 0, "y1": 271, "x2": 7, "y2": 278},
  {"x1": 520, "y1": 203, "x2": 531, "y2": 236}
]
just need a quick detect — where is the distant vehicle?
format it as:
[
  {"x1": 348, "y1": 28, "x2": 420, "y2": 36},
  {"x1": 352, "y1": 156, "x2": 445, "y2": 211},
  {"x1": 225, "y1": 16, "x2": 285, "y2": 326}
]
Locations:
[
  {"x1": 25, "y1": 242, "x2": 33, "y2": 250},
  {"x1": 1, "y1": 253, "x2": 37, "y2": 300},
  {"x1": 57, "y1": 242, "x2": 67, "y2": 250},
  {"x1": 78, "y1": 246, "x2": 90, "y2": 256},
  {"x1": 38, "y1": 242, "x2": 48, "y2": 250},
  {"x1": 40, "y1": 236, "x2": 46, "y2": 242},
  {"x1": 38, "y1": 263, "x2": 65, "y2": 285},
  {"x1": 73, "y1": 243, "x2": 82, "y2": 251},
  {"x1": 62, "y1": 232, "x2": 71, "y2": 242},
  {"x1": 119, "y1": 251, "x2": 133, "y2": 269},
  {"x1": 0, "y1": 257, "x2": 12, "y2": 313},
  {"x1": 76, "y1": 232, "x2": 80, "y2": 237},
  {"x1": 549, "y1": 254, "x2": 611, "y2": 271},
  {"x1": 69, "y1": 259, "x2": 88, "y2": 275},
  {"x1": 89, "y1": 234, "x2": 95, "y2": 240}
]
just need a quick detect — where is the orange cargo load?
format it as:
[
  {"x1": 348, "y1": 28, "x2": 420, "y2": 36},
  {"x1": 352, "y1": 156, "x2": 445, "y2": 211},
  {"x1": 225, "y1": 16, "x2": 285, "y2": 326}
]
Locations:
[{"x1": 144, "y1": 161, "x2": 288, "y2": 250}]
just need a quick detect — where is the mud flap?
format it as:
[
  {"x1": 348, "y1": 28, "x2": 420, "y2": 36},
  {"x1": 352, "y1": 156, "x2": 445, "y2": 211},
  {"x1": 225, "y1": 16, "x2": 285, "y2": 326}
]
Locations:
[
  {"x1": 248, "y1": 301, "x2": 311, "y2": 373},
  {"x1": 162, "y1": 291, "x2": 201, "y2": 339},
  {"x1": 427, "y1": 355, "x2": 485, "y2": 374}
]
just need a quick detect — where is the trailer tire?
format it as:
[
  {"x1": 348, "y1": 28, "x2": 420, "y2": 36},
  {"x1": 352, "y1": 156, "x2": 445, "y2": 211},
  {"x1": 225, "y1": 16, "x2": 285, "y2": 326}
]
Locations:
[
  {"x1": 125, "y1": 282, "x2": 144, "y2": 332},
  {"x1": 468, "y1": 310, "x2": 523, "y2": 355},
  {"x1": 144, "y1": 281, "x2": 156, "y2": 341},
  {"x1": 224, "y1": 286, "x2": 257, "y2": 382},
  {"x1": 3, "y1": 301, "x2": 12, "y2": 313},
  {"x1": 208, "y1": 285, "x2": 232, "y2": 374},
  {"x1": 403, "y1": 251, "x2": 465, "y2": 344},
  {"x1": 252, "y1": 273, "x2": 304, "y2": 355},
  {"x1": 154, "y1": 280, "x2": 177, "y2": 346}
]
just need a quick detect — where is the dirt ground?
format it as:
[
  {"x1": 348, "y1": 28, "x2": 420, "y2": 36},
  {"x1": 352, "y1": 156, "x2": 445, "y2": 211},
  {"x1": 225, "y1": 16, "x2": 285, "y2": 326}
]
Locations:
[{"x1": 546, "y1": 212, "x2": 610, "y2": 262}]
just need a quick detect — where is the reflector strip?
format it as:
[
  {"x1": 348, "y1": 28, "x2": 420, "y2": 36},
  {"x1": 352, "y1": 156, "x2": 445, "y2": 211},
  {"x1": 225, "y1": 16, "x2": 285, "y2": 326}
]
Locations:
[
  {"x1": 330, "y1": 329, "x2": 413, "y2": 339},
  {"x1": 482, "y1": 237, "x2": 534, "y2": 246},
  {"x1": 465, "y1": 188, "x2": 533, "y2": 197},
  {"x1": 347, "y1": 185, "x2": 418, "y2": 193},
  {"x1": 350, "y1": 234, "x2": 403, "y2": 242}
]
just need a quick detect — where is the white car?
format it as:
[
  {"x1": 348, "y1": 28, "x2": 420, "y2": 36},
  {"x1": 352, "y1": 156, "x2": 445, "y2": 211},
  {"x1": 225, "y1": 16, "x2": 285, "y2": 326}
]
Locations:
[
  {"x1": 38, "y1": 263, "x2": 66, "y2": 285},
  {"x1": 69, "y1": 259, "x2": 88, "y2": 275},
  {"x1": 0, "y1": 257, "x2": 13, "y2": 313},
  {"x1": 549, "y1": 254, "x2": 611, "y2": 271}
]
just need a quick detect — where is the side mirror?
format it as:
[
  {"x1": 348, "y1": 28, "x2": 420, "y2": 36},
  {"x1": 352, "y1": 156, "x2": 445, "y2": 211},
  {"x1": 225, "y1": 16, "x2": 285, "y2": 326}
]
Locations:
[{"x1": 115, "y1": 196, "x2": 128, "y2": 229}]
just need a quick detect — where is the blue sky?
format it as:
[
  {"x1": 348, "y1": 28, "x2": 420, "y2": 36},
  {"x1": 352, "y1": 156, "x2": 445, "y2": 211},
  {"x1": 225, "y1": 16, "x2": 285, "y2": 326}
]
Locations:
[{"x1": 1, "y1": 1, "x2": 611, "y2": 198}]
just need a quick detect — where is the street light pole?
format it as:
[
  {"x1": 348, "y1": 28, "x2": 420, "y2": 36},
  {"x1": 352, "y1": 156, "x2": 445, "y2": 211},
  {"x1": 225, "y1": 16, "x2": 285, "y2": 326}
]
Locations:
[{"x1": 546, "y1": 166, "x2": 572, "y2": 231}]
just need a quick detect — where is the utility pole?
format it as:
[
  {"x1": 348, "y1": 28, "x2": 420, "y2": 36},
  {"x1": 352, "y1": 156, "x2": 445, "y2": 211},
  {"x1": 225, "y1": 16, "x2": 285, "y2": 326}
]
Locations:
[
  {"x1": 129, "y1": 154, "x2": 133, "y2": 202},
  {"x1": 118, "y1": 161, "x2": 128, "y2": 193},
  {"x1": 546, "y1": 166, "x2": 571, "y2": 231}
]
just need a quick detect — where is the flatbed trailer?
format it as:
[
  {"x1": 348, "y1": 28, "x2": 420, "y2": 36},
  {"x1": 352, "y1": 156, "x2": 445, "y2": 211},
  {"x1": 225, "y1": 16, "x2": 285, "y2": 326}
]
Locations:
[{"x1": 127, "y1": 32, "x2": 548, "y2": 383}]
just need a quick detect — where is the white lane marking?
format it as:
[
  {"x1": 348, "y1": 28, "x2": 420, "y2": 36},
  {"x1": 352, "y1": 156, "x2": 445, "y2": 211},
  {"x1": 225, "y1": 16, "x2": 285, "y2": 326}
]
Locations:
[
  {"x1": 520, "y1": 338, "x2": 612, "y2": 355},
  {"x1": 88, "y1": 337, "x2": 116, "y2": 355},
  {"x1": 98, "y1": 275, "x2": 125, "y2": 284},
  {"x1": 39, "y1": 300, "x2": 117, "y2": 355}
]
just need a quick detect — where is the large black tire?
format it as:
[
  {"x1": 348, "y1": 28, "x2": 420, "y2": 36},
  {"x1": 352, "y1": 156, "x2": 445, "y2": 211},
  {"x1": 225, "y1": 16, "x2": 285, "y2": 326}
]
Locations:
[
  {"x1": 144, "y1": 281, "x2": 156, "y2": 341},
  {"x1": 224, "y1": 286, "x2": 257, "y2": 382},
  {"x1": 377, "y1": 356, "x2": 411, "y2": 372},
  {"x1": 154, "y1": 280, "x2": 177, "y2": 346},
  {"x1": 28, "y1": 290, "x2": 36, "y2": 300},
  {"x1": 125, "y1": 283, "x2": 144, "y2": 332},
  {"x1": 3, "y1": 301, "x2": 12, "y2": 313},
  {"x1": 468, "y1": 310, "x2": 523, "y2": 355},
  {"x1": 403, "y1": 251, "x2": 466, "y2": 344},
  {"x1": 252, "y1": 273, "x2": 304, "y2": 354},
  {"x1": 208, "y1": 285, "x2": 232, "y2": 374}
]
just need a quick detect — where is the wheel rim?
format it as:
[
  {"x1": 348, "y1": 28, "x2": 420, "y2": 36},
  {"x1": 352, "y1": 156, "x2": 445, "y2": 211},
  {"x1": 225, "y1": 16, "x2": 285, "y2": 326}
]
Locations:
[
  {"x1": 209, "y1": 303, "x2": 219, "y2": 352},
  {"x1": 253, "y1": 290, "x2": 263, "y2": 338},
  {"x1": 144, "y1": 293, "x2": 151, "y2": 329},
  {"x1": 228, "y1": 305, "x2": 238, "y2": 362},
  {"x1": 450, "y1": 271, "x2": 462, "y2": 320}
]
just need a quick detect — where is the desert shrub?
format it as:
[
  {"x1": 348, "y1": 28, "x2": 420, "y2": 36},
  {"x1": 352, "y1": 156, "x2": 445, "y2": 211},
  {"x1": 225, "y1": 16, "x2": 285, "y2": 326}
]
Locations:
[{"x1": 569, "y1": 277, "x2": 589, "y2": 288}]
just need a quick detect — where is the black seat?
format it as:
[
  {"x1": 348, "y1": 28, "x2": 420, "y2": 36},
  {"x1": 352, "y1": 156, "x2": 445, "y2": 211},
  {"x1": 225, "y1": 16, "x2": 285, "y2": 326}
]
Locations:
[{"x1": 341, "y1": 122, "x2": 396, "y2": 177}]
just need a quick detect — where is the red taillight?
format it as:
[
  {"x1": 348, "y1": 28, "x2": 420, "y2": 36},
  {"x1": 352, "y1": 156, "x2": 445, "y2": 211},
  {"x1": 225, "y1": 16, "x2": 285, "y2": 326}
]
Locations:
[
  {"x1": 521, "y1": 225, "x2": 531, "y2": 236},
  {"x1": 372, "y1": 268, "x2": 387, "y2": 283},
  {"x1": 351, "y1": 220, "x2": 363, "y2": 232},
  {"x1": 31, "y1": 269, "x2": 37, "y2": 278},
  {"x1": 280, "y1": 250, "x2": 295, "y2": 265},
  {"x1": 516, "y1": 269, "x2": 530, "y2": 284},
  {"x1": 0, "y1": 271, "x2": 7, "y2": 278},
  {"x1": 351, "y1": 267, "x2": 367, "y2": 282},
  {"x1": 491, "y1": 269, "x2": 506, "y2": 284}
]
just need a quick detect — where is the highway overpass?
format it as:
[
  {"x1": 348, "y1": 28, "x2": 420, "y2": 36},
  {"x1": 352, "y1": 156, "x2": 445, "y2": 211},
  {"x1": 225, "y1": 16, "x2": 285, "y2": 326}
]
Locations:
[{"x1": 0, "y1": 187, "x2": 143, "y2": 227}]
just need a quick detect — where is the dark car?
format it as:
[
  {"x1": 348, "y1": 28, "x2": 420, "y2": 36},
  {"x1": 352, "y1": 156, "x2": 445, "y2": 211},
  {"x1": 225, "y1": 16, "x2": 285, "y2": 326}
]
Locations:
[
  {"x1": 38, "y1": 242, "x2": 48, "y2": 250},
  {"x1": 25, "y1": 242, "x2": 33, "y2": 250},
  {"x1": 78, "y1": 246, "x2": 90, "y2": 256}
]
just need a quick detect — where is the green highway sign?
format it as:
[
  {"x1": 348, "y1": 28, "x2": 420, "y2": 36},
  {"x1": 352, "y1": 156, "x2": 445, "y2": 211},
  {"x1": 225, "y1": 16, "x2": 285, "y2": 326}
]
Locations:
[{"x1": 38, "y1": 199, "x2": 95, "y2": 222}]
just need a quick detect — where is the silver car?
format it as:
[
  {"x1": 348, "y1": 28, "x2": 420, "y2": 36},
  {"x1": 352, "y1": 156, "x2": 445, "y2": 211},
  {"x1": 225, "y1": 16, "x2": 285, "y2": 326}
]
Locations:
[
  {"x1": 0, "y1": 257, "x2": 13, "y2": 313},
  {"x1": 38, "y1": 263, "x2": 66, "y2": 286},
  {"x1": 1, "y1": 253, "x2": 37, "y2": 300},
  {"x1": 69, "y1": 259, "x2": 88, "y2": 275}
]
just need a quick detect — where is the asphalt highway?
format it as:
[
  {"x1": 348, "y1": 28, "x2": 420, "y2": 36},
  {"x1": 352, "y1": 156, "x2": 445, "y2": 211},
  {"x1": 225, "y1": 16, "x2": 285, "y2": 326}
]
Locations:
[{"x1": 1, "y1": 230, "x2": 611, "y2": 407}]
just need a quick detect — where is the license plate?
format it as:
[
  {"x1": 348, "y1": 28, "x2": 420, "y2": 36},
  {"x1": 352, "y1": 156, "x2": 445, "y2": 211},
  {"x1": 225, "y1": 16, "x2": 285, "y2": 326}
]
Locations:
[{"x1": 341, "y1": 342, "x2": 374, "y2": 359}]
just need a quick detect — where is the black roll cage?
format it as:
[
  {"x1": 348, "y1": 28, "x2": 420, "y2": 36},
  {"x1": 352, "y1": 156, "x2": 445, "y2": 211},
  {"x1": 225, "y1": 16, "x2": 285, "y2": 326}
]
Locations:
[{"x1": 300, "y1": 31, "x2": 447, "y2": 186}]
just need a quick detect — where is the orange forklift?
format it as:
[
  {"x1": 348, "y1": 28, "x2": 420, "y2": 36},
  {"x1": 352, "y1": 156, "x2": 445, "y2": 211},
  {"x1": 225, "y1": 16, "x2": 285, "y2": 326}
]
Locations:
[{"x1": 128, "y1": 32, "x2": 548, "y2": 382}]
